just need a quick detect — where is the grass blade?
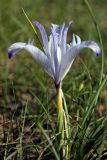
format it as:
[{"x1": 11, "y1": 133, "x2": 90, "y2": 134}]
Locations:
[
  {"x1": 83, "y1": 0, "x2": 104, "y2": 85},
  {"x1": 38, "y1": 123, "x2": 60, "y2": 160}
]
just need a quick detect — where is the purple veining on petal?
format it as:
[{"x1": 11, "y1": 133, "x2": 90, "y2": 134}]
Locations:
[
  {"x1": 8, "y1": 47, "x2": 22, "y2": 59},
  {"x1": 51, "y1": 26, "x2": 58, "y2": 68},
  {"x1": 96, "y1": 50, "x2": 100, "y2": 57},
  {"x1": 8, "y1": 50, "x2": 13, "y2": 59}
]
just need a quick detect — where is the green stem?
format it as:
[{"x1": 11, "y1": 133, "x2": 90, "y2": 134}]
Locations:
[
  {"x1": 56, "y1": 85, "x2": 71, "y2": 159},
  {"x1": 56, "y1": 85, "x2": 64, "y2": 151}
]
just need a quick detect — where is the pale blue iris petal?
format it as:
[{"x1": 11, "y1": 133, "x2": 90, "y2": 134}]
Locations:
[
  {"x1": 50, "y1": 22, "x2": 72, "y2": 83},
  {"x1": 51, "y1": 24, "x2": 63, "y2": 35},
  {"x1": 8, "y1": 42, "x2": 54, "y2": 78},
  {"x1": 48, "y1": 35, "x2": 55, "y2": 73},
  {"x1": 26, "y1": 44, "x2": 54, "y2": 78},
  {"x1": 61, "y1": 21, "x2": 72, "y2": 54},
  {"x1": 51, "y1": 23, "x2": 65, "y2": 47},
  {"x1": 58, "y1": 59, "x2": 74, "y2": 84},
  {"x1": 59, "y1": 41, "x2": 100, "y2": 82},
  {"x1": 33, "y1": 21, "x2": 48, "y2": 52},
  {"x1": 51, "y1": 26, "x2": 63, "y2": 81},
  {"x1": 51, "y1": 26, "x2": 57, "y2": 53},
  {"x1": 51, "y1": 27, "x2": 59, "y2": 77},
  {"x1": 55, "y1": 46, "x2": 62, "y2": 82}
]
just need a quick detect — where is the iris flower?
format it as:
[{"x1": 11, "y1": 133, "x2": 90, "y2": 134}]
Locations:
[
  {"x1": 8, "y1": 21, "x2": 100, "y2": 87},
  {"x1": 8, "y1": 21, "x2": 100, "y2": 152}
]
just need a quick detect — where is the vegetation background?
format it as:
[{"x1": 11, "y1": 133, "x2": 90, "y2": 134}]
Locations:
[{"x1": 0, "y1": 0, "x2": 107, "y2": 159}]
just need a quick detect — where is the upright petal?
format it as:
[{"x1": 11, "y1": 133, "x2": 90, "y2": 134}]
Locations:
[
  {"x1": 57, "y1": 46, "x2": 61, "y2": 65},
  {"x1": 58, "y1": 38, "x2": 100, "y2": 82},
  {"x1": 8, "y1": 42, "x2": 54, "y2": 78},
  {"x1": 71, "y1": 34, "x2": 81, "y2": 47},
  {"x1": 51, "y1": 24, "x2": 63, "y2": 35},
  {"x1": 60, "y1": 21, "x2": 72, "y2": 54},
  {"x1": 51, "y1": 21, "x2": 72, "y2": 54},
  {"x1": 51, "y1": 24, "x2": 60, "y2": 50},
  {"x1": 50, "y1": 21, "x2": 72, "y2": 83},
  {"x1": 33, "y1": 21, "x2": 48, "y2": 52},
  {"x1": 48, "y1": 35, "x2": 55, "y2": 73},
  {"x1": 51, "y1": 25, "x2": 59, "y2": 78}
]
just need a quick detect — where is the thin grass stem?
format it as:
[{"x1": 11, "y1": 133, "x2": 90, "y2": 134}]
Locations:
[
  {"x1": 84, "y1": 0, "x2": 104, "y2": 85},
  {"x1": 22, "y1": 8, "x2": 43, "y2": 48}
]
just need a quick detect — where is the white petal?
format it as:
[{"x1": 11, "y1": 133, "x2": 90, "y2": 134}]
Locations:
[
  {"x1": 57, "y1": 58, "x2": 74, "y2": 83},
  {"x1": 57, "y1": 46, "x2": 61, "y2": 65},
  {"x1": 75, "y1": 35, "x2": 81, "y2": 45},
  {"x1": 71, "y1": 34, "x2": 76, "y2": 46},
  {"x1": 70, "y1": 34, "x2": 81, "y2": 46}
]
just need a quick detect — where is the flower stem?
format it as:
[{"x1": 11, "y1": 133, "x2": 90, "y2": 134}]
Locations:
[
  {"x1": 55, "y1": 83, "x2": 71, "y2": 159},
  {"x1": 57, "y1": 86, "x2": 63, "y2": 114},
  {"x1": 56, "y1": 84, "x2": 64, "y2": 151}
]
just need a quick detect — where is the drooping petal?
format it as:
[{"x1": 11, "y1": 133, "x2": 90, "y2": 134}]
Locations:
[
  {"x1": 70, "y1": 35, "x2": 100, "y2": 56},
  {"x1": 58, "y1": 39, "x2": 100, "y2": 82},
  {"x1": 80, "y1": 41, "x2": 100, "y2": 56},
  {"x1": 8, "y1": 42, "x2": 26, "y2": 59},
  {"x1": 8, "y1": 42, "x2": 54, "y2": 78},
  {"x1": 33, "y1": 21, "x2": 48, "y2": 52}
]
